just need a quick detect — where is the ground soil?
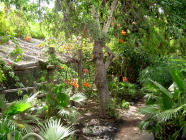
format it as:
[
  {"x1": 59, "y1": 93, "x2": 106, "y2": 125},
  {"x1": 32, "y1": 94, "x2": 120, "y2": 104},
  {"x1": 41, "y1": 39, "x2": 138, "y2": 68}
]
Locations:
[{"x1": 74, "y1": 98, "x2": 152, "y2": 140}]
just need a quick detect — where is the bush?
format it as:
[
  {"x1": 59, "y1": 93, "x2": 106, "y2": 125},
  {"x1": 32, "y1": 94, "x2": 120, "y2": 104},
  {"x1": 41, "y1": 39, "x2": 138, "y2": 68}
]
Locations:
[{"x1": 138, "y1": 55, "x2": 172, "y2": 88}]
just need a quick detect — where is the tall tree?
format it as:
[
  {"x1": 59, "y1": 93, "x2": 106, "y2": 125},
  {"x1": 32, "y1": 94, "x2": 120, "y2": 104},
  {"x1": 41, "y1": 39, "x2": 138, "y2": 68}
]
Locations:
[{"x1": 51, "y1": 0, "x2": 118, "y2": 117}]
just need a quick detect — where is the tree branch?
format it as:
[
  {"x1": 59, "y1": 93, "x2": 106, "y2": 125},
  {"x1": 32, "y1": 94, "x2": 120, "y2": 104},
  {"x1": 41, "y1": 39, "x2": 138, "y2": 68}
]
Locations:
[
  {"x1": 103, "y1": 45, "x2": 114, "y2": 70},
  {"x1": 91, "y1": 5, "x2": 101, "y2": 32},
  {"x1": 102, "y1": 0, "x2": 118, "y2": 34}
]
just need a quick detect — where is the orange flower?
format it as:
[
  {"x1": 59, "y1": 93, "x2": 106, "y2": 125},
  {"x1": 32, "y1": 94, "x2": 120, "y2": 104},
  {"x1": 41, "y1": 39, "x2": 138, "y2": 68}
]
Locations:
[
  {"x1": 73, "y1": 83, "x2": 79, "y2": 88},
  {"x1": 83, "y1": 69, "x2": 89, "y2": 74},
  {"x1": 119, "y1": 39, "x2": 124, "y2": 43},
  {"x1": 64, "y1": 79, "x2": 79, "y2": 88},
  {"x1": 83, "y1": 82, "x2": 91, "y2": 87},
  {"x1": 25, "y1": 37, "x2": 31, "y2": 42},
  {"x1": 38, "y1": 44, "x2": 42, "y2": 47},
  {"x1": 71, "y1": 80, "x2": 79, "y2": 88},
  {"x1": 120, "y1": 30, "x2": 127, "y2": 35},
  {"x1": 122, "y1": 77, "x2": 128, "y2": 82},
  {"x1": 58, "y1": 66, "x2": 65, "y2": 69}
]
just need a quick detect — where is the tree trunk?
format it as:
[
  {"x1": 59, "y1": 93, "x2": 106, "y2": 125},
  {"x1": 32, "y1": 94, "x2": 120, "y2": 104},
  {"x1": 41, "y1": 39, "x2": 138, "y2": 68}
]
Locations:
[{"x1": 93, "y1": 38, "x2": 110, "y2": 118}]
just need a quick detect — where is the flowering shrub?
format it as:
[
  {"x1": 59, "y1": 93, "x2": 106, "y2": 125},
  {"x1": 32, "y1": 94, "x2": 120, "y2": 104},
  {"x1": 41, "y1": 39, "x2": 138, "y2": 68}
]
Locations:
[{"x1": 83, "y1": 82, "x2": 91, "y2": 87}]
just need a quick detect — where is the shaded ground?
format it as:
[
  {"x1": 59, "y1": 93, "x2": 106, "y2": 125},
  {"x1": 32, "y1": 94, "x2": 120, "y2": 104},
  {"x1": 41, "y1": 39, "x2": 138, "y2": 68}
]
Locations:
[{"x1": 74, "y1": 98, "x2": 154, "y2": 140}]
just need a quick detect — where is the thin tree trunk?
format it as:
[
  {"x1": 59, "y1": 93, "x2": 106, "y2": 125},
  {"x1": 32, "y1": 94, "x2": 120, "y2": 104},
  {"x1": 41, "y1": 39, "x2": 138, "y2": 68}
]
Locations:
[{"x1": 93, "y1": 39, "x2": 110, "y2": 118}]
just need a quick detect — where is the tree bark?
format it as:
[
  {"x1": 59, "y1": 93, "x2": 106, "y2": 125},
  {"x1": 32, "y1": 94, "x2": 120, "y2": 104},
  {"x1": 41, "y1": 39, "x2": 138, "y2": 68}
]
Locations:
[
  {"x1": 90, "y1": 0, "x2": 118, "y2": 118},
  {"x1": 93, "y1": 38, "x2": 110, "y2": 118}
]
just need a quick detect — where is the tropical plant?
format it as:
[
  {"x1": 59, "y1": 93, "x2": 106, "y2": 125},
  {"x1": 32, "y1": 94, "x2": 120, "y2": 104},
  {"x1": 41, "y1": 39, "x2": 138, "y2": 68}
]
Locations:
[
  {"x1": 139, "y1": 68, "x2": 186, "y2": 140},
  {"x1": 57, "y1": 92, "x2": 87, "y2": 123},
  {"x1": 121, "y1": 100, "x2": 130, "y2": 109},
  {"x1": 0, "y1": 93, "x2": 40, "y2": 140},
  {"x1": 39, "y1": 118, "x2": 75, "y2": 140},
  {"x1": 0, "y1": 118, "x2": 24, "y2": 140},
  {"x1": 108, "y1": 77, "x2": 142, "y2": 101},
  {"x1": 138, "y1": 55, "x2": 173, "y2": 88}
]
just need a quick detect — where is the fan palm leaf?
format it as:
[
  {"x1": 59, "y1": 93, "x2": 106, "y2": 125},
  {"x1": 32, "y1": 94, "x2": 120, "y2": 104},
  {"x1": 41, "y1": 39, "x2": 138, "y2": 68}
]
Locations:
[
  {"x1": 70, "y1": 92, "x2": 86, "y2": 104},
  {"x1": 58, "y1": 107, "x2": 79, "y2": 123},
  {"x1": 40, "y1": 119, "x2": 75, "y2": 140}
]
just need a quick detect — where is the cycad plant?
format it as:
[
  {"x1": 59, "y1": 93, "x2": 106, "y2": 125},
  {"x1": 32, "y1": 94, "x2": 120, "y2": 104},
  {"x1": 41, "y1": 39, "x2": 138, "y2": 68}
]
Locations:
[{"x1": 139, "y1": 68, "x2": 186, "y2": 140}]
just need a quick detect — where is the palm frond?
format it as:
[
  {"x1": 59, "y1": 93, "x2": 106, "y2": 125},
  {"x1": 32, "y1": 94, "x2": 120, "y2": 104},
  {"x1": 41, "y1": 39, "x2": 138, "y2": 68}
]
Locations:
[
  {"x1": 138, "y1": 120, "x2": 151, "y2": 130},
  {"x1": 150, "y1": 79, "x2": 173, "y2": 98},
  {"x1": 140, "y1": 105, "x2": 160, "y2": 115},
  {"x1": 5, "y1": 101, "x2": 31, "y2": 116},
  {"x1": 0, "y1": 118, "x2": 18, "y2": 140},
  {"x1": 172, "y1": 130, "x2": 180, "y2": 140},
  {"x1": 155, "y1": 105, "x2": 184, "y2": 122},
  {"x1": 40, "y1": 119, "x2": 75, "y2": 140},
  {"x1": 58, "y1": 107, "x2": 79, "y2": 123},
  {"x1": 170, "y1": 68, "x2": 185, "y2": 92},
  {"x1": 182, "y1": 123, "x2": 186, "y2": 138},
  {"x1": 70, "y1": 92, "x2": 86, "y2": 104},
  {"x1": 4, "y1": 93, "x2": 39, "y2": 116},
  {"x1": 26, "y1": 92, "x2": 39, "y2": 103}
]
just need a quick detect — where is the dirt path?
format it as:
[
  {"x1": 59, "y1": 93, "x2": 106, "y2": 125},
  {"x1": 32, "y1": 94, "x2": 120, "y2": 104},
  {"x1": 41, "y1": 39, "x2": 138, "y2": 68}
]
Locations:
[
  {"x1": 74, "y1": 99, "x2": 154, "y2": 140},
  {"x1": 114, "y1": 100, "x2": 154, "y2": 140}
]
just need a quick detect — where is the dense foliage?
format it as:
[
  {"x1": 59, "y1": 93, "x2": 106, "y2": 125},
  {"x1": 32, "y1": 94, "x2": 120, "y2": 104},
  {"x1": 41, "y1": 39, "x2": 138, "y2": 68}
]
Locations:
[{"x1": 0, "y1": 0, "x2": 186, "y2": 139}]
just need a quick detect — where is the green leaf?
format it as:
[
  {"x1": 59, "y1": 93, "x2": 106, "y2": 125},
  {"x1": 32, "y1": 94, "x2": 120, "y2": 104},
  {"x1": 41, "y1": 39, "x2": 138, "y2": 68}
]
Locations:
[
  {"x1": 170, "y1": 68, "x2": 185, "y2": 92},
  {"x1": 4, "y1": 93, "x2": 38, "y2": 116},
  {"x1": 150, "y1": 79, "x2": 173, "y2": 98},
  {"x1": 140, "y1": 105, "x2": 160, "y2": 115},
  {"x1": 0, "y1": 96, "x2": 6, "y2": 109},
  {"x1": 14, "y1": 130, "x2": 22, "y2": 140},
  {"x1": 182, "y1": 123, "x2": 186, "y2": 138},
  {"x1": 6, "y1": 102, "x2": 31, "y2": 115},
  {"x1": 171, "y1": 130, "x2": 180, "y2": 140},
  {"x1": 57, "y1": 93, "x2": 69, "y2": 108}
]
